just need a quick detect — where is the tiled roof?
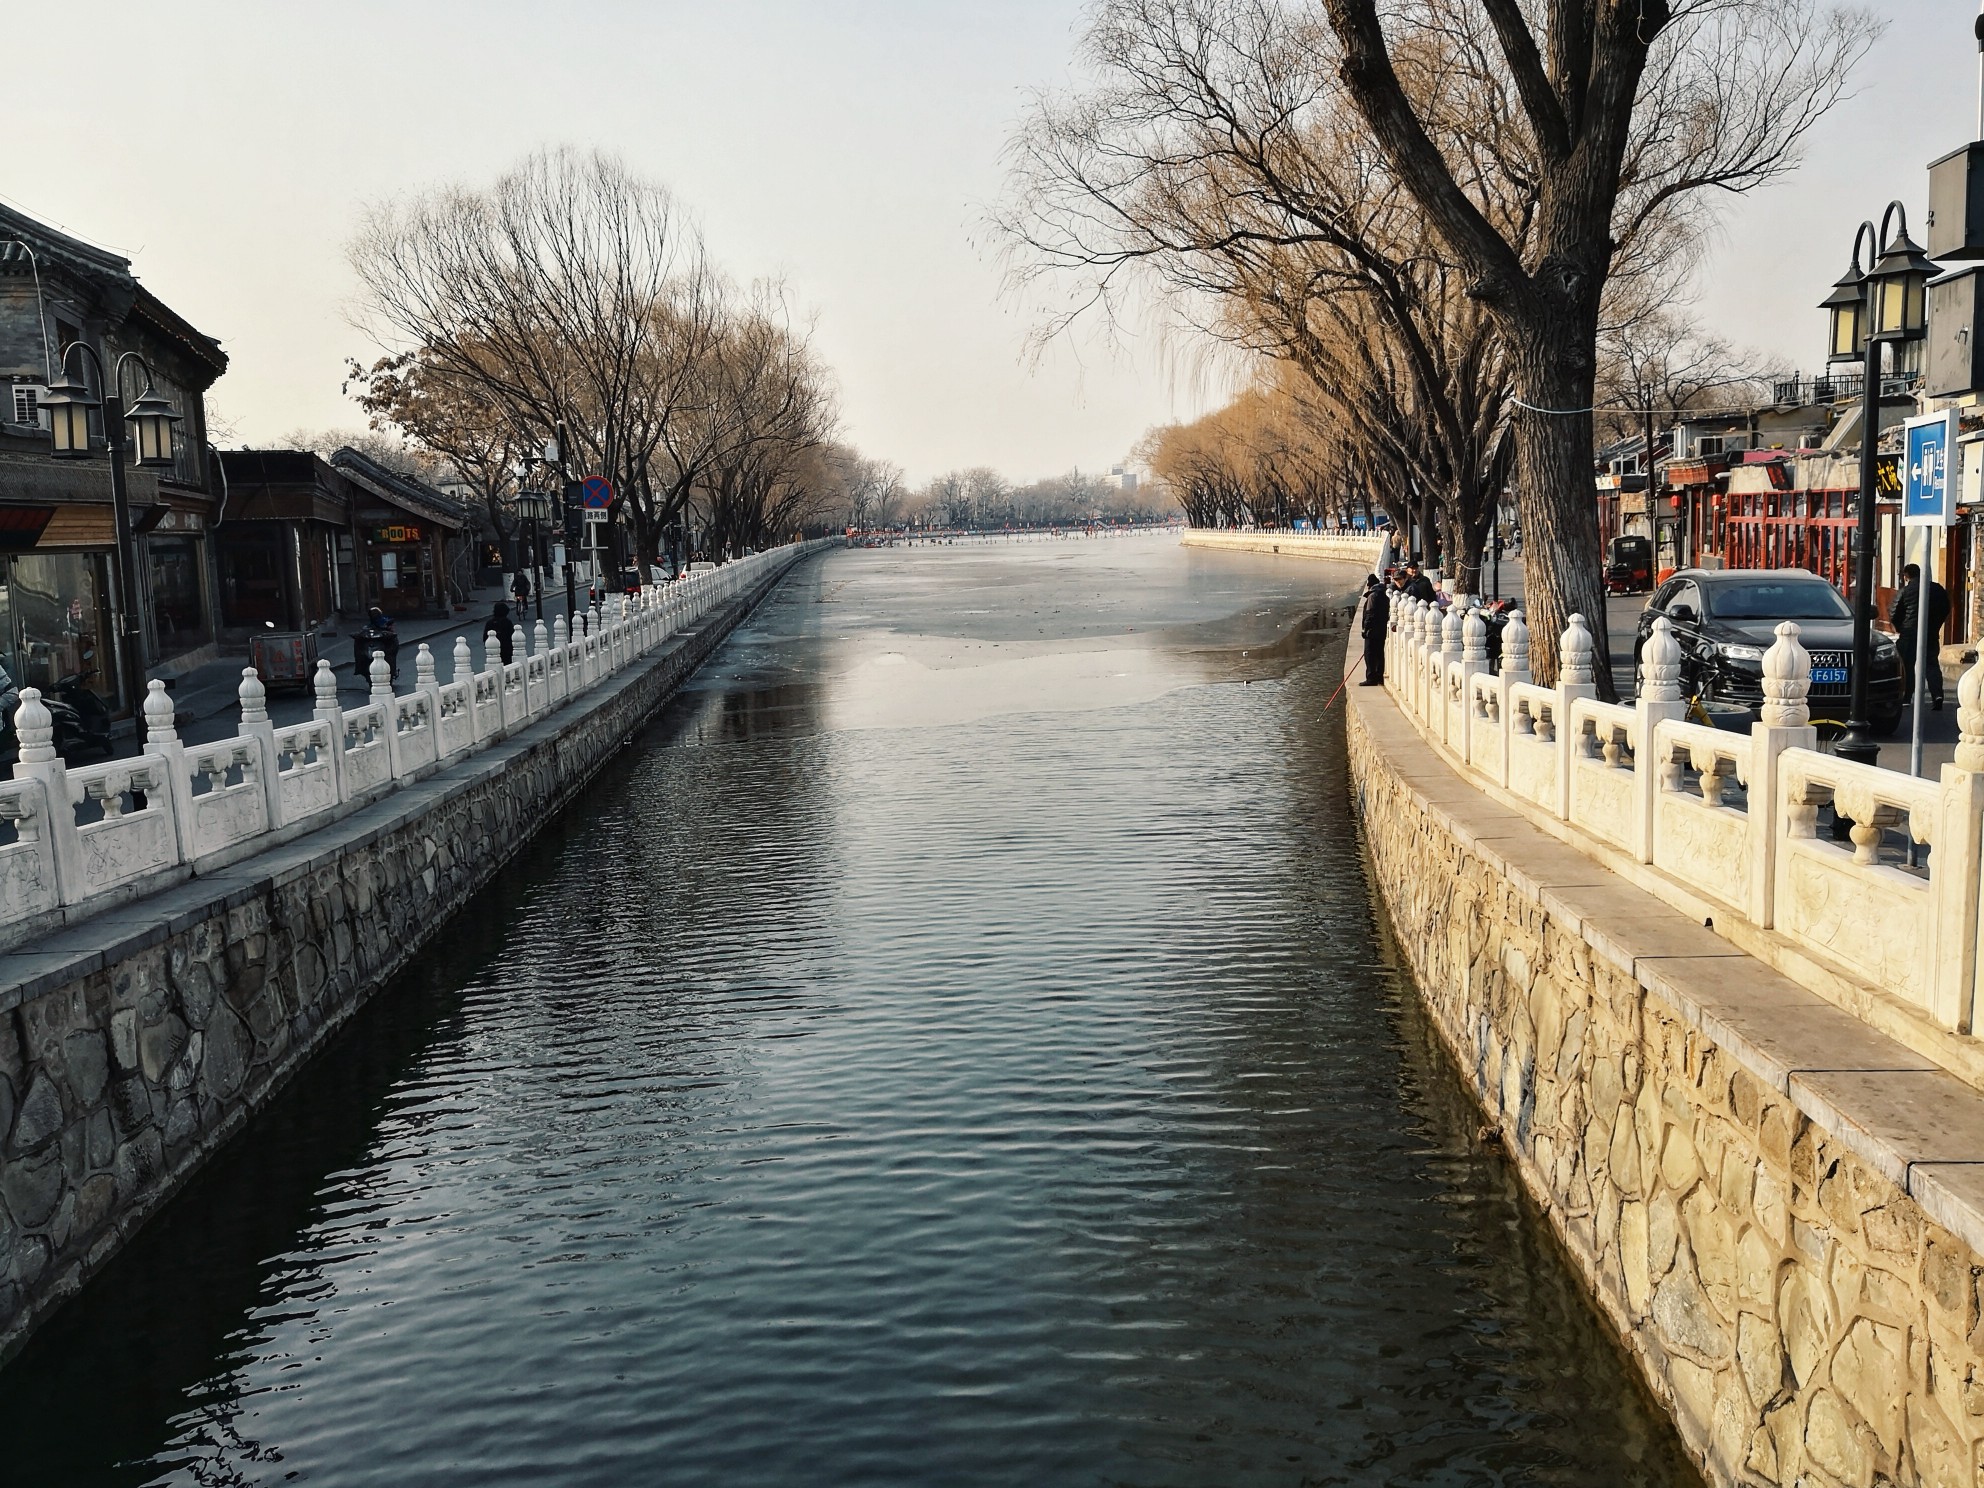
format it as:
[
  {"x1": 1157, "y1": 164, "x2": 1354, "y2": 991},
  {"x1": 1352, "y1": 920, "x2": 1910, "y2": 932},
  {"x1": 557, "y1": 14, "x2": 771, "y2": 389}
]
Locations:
[{"x1": 330, "y1": 447, "x2": 469, "y2": 530}]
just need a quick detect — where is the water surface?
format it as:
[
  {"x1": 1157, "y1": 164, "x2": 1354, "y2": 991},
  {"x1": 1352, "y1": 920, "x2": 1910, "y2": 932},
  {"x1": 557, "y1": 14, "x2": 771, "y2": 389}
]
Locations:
[{"x1": 2, "y1": 536, "x2": 1695, "y2": 1486}]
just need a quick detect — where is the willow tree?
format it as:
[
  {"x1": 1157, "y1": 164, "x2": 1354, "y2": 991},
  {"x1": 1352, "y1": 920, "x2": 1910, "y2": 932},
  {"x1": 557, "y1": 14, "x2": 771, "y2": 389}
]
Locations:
[
  {"x1": 1002, "y1": 0, "x2": 1533, "y2": 600},
  {"x1": 1005, "y1": 0, "x2": 1874, "y2": 680},
  {"x1": 1318, "y1": 0, "x2": 1874, "y2": 674}
]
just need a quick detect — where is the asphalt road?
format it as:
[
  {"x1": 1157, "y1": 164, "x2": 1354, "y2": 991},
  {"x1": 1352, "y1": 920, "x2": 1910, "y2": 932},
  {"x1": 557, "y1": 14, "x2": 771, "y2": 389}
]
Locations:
[{"x1": 1481, "y1": 557, "x2": 1960, "y2": 779}]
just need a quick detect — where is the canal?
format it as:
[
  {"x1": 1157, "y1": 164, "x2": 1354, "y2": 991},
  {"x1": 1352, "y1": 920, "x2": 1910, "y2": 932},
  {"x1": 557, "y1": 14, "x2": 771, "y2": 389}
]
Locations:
[{"x1": 0, "y1": 538, "x2": 1695, "y2": 1486}]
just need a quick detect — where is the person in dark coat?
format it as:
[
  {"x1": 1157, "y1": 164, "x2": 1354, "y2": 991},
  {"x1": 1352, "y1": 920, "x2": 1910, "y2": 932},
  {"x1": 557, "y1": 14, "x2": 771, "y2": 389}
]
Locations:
[
  {"x1": 484, "y1": 601, "x2": 515, "y2": 666},
  {"x1": 1404, "y1": 563, "x2": 1437, "y2": 603},
  {"x1": 1890, "y1": 562, "x2": 1952, "y2": 708},
  {"x1": 1359, "y1": 574, "x2": 1389, "y2": 686}
]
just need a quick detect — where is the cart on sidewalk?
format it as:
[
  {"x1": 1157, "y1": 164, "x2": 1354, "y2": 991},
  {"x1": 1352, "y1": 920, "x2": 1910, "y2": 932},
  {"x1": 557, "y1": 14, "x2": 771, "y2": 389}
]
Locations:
[{"x1": 249, "y1": 628, "x2": 320, "y2": 694}]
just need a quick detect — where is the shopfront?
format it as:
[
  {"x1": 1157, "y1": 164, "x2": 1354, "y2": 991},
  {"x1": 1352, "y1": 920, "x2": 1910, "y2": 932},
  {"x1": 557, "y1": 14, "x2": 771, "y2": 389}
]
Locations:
[
  {"x1": 0, "y1": 549, "x2": 115, "y2": 701},
  {"x1": 140, "y1": 508, "x2": 214, "y2": 663},
  {"x1": 215, "y1": 449, "x2": 354, "y2": 636},
  {"x1": 365, "y1": 520, "x2": 438, "y2": 616},
  {"x1": 0, "y1": 449, "x2": 217, "y2": 715},
  {"x1": 330, "y1": 448, "x2": 467, "y2": 620}
]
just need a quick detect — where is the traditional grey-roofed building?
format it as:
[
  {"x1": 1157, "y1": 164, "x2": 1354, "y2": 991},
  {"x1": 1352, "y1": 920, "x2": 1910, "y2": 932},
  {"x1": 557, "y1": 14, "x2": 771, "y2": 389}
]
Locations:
[
  {"x1": 0, "y1": 202, "x2": 229, "y2": 714},
  {"x1": 329, "y1": 446, "x2": 470, "y2": 618}
]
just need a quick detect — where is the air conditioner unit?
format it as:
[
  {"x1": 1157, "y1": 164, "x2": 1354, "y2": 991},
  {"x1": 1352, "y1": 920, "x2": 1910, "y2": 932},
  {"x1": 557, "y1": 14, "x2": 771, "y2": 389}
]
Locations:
[{"x1": 8, "y1": 381, "x2": 44, "y2": 429}]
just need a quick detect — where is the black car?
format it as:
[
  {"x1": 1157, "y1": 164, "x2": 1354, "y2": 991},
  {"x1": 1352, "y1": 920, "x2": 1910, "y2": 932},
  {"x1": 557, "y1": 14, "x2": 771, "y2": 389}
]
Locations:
[{"x1": 1633, "y1": 568, "x2": 1904, "y2": 734}]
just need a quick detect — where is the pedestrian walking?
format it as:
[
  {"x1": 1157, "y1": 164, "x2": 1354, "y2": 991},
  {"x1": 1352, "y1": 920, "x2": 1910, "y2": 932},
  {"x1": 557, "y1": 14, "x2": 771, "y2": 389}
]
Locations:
[
  {"x1": 1359, "y1": 574, "x2": 1389, "y2": 686},
  {"x1": 1889, "y1": 562, "x2": 1951, "y2": 709},
  {"x1": 484, "y1": 601, "x2": 515, "y2": 666}
]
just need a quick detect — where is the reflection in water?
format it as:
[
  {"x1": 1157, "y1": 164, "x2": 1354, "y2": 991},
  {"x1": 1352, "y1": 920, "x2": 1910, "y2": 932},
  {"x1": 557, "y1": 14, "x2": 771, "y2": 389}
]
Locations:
[{"x1": 0, "y1": 538, "x2": 1694, "y2": 1486}]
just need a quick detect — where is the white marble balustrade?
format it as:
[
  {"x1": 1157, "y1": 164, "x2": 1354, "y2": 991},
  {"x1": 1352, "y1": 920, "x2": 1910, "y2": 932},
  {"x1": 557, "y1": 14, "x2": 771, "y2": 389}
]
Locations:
[
  {"x1": 0, "y1": 543, "x2": 824, "y2": 936},
  {"x1": 1381, "y1": 590, "x2": 1984, "y2": 1038}
]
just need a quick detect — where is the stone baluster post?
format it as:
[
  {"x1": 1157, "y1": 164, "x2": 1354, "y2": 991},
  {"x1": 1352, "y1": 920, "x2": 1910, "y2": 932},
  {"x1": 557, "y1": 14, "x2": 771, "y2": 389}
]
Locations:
[
  {"x1": 510, "y1": 624, "x2": 530, "y2": 717},
  {"x1": 366, "y1": 653, "x2": 408, "y2": 775},
  {"x1": 1388, "y1": 591, "x2": 1404, "y2": 690},
  {"x1": 369, "y1": 651, "x2": 394, "y2": 710},
  {"x1": 1493, "y1": 610, "x2": 1531, "y2": 789},
  {"x1": 449, "y1": 635, "x2": 476, "y2": 744},
  {"x1": 1401, "y1": 600, "x2": 1421, "y2": 719},
  {"x1": 311, "y1": 659, "x2": 348, "y2": 800},
  {"x1": 10, "y1": 689, "x2": 79, "y2": 900},
  {"x1": 1931, "y1": 653, "x2": 1984, "y2": 1027},
  {"x1": 1633, "y1": 617, "x2": 1687, "y2": 863},
  {"x1": 1555, "y1": 614, "x2": 1598, "y2": 820},
  {"x1": 1501, "y1": 610, "x2": 1531, "y2": 684},
  {"x1": 415, "y1": 643, "x2": 441, "y2": 755},
  {"x1": 1419, "y1": 603, "x2": 1440, "y2": 728},
  {"x1": 552, "y1": 616, "x2": 570, "y2": 704},
  {"x1": 238, "y1": 667, "x2": 282, "y2": 825},
  {"x1": 141, "y1": 678, "x2": 196, "y2": 858},
  {"x1": 1458, "y1": 600, "x2": 1489, "y2": 761},
  {"x1": 462, "y1": 630, "x2": 494, "y2": 742},
  {"x1": 1747, "y1": 622, "x2": 1817, "y2": 930}
]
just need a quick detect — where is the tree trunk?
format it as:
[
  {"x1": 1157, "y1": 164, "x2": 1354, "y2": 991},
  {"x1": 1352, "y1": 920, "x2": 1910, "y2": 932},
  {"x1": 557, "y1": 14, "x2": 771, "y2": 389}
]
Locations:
[
  {"x1": 1447, "y1": 484, "x2": 1494, "y2": 599},
  {"x1": 1510, "y1": 334, "x2": 1615, "y2": 698}
]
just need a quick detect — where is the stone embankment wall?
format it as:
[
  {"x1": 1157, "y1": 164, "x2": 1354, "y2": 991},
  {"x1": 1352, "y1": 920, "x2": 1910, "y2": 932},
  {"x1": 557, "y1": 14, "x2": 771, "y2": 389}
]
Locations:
[
  {"x1": 1179, "y1": 527, "x2": 1387, "y2": 565},
  {"x1": 0, "y1": 555, "x2": 806, "y2": 1365},
  {"x1": 1348, "y1": 686, "x2": 1984, "y2": 1487}
]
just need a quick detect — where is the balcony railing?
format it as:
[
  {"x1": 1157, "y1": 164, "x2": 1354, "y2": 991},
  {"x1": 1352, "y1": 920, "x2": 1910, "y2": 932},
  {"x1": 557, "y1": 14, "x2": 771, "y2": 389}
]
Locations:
[{"x1": 1771, "y1": 370, "x2": 1921, "y2": 407}]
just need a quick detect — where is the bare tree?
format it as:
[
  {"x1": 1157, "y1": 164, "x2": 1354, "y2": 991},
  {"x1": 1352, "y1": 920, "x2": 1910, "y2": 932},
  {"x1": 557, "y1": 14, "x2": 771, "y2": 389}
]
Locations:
[
  {"x1": 344, "y1": 349, "x2": 529, "y2": 545},
  {"x1": 1005, "y1": 0, "x2": 1875, "y2": 682},
  {"x1": 1317, "y1": 0, "x2": 1877, "y2": 678},
  {"x1": 277, "y1": 426, "x2": 441, "y2": 480},
  {"x1": 349, "y1": 149, "x2": 842, "y2": 568},
  {"x1": 1595, "y1": 309, "x2": 1774, "y2": 493}
]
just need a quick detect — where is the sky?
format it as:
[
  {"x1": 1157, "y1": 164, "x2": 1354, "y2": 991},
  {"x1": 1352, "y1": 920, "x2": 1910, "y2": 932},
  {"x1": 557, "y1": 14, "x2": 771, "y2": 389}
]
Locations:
[{"x1": 3, "y1": 1, "x2": 1979, "y2": 486}]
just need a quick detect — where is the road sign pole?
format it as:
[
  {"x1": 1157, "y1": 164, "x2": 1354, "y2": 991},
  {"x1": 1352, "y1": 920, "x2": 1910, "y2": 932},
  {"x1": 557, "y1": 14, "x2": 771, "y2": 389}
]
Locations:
[
  {"x1": 1912, "y1": 523, "x2": 1932, "y2": 782},
  {"x1": 1900, "y1": 409, "x2": 1957, "y2": 826}
]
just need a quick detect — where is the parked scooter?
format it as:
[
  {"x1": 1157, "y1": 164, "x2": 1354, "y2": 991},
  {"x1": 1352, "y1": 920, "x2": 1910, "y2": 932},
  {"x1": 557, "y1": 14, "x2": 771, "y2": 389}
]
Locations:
[
  {"x1": 353, "y1": 612, "x2": 400, "y2": 685},
  {"x1": 46, "y1": 670, "x2": 116, "y2": 758},
  {"x1": 0, "y1": 667, "x2": 110, "y2": 762}
]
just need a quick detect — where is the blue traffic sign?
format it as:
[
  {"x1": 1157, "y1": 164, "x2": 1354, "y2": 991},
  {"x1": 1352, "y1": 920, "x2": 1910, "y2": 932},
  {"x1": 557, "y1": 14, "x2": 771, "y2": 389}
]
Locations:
[
  {"x1": 1903, "y1": 410, "x2": 1957, "y2": 528},
  {"x1": 580, "y1": 475, "x2": 614, "y2": 511}
]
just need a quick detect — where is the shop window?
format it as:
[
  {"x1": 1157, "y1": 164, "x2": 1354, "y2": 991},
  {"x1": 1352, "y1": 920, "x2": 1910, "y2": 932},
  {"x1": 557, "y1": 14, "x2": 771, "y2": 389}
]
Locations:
[
  {"x1": 218, "y1": 532, "x2": 287, "y2": 627},
  {"x1": 10, "y1": 553, "x2": 113, "y2": 699},
  {"x1": 147, "y1": 539, "x2": 210, "y2": 656}
]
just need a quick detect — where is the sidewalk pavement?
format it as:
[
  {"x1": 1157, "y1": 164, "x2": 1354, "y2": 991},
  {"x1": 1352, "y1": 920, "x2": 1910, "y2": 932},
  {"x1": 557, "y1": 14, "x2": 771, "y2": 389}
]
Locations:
[
  {"x1": 127, "y1": 581, "x2": 602, "y2": 755},
  {"x1": 1468, "y1": 555, "x2": 1964, "y2": 780}
]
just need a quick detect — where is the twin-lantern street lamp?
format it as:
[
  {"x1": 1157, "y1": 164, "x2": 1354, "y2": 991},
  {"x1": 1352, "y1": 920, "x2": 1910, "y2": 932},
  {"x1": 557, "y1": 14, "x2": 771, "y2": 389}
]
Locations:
[
  {"x1": 512, "y1": 487, "x2": 552, "y2": 622},
  {"x1": 1817, "y1": 201, "x2": 1936, "y2": 766},
  {"x1": 37, "y1": 343, "x2": 183, "y2": 721}
]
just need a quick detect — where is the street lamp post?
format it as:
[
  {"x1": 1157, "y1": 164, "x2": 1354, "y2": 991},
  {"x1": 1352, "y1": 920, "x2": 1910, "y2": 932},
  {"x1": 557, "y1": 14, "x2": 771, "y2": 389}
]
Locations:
[
  {"x1": 547, "y1": 425, "x2": 579, "y2": 624},
  {"x1": 513, "y1": 490, "x2": 551, "y2": 622},
  {"x1": 37, "y1": 343, "x2": 182, "y2": 722},
  {"x1": 1822, "y1": 203, "x2": 1934, "y2": 766}
]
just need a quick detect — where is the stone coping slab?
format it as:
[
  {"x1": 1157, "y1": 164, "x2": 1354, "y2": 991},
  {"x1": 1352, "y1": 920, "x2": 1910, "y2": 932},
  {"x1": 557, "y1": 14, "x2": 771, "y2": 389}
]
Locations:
[
  {"x1": 1345, "y1": 674, "x2": 1984, "y2": 1265},
  {"x1": 0, "y1": 596, "x2": 731, "y2": 1019}
]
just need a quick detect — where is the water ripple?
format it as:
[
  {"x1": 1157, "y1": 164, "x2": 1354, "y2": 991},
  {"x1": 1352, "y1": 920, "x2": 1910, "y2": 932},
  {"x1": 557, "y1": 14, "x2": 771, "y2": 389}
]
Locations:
[{"x1": 0, "y1": 541, "x2": 1694, "y2": 1487}]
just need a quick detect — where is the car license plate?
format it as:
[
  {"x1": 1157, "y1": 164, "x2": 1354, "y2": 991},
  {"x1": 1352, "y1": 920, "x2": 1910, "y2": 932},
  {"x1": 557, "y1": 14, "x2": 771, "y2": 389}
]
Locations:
[{"x1": 1813, "y1": 666, "x2": 1848, "y2": 685}]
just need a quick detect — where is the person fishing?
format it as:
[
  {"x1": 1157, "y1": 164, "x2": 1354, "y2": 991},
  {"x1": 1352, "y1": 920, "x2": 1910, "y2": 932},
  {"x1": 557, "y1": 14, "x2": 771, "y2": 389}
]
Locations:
[{"x1": 1359, "y1": 574, "x2": 1389, "y2": 687}]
